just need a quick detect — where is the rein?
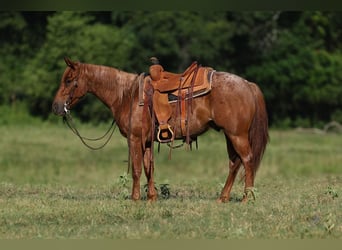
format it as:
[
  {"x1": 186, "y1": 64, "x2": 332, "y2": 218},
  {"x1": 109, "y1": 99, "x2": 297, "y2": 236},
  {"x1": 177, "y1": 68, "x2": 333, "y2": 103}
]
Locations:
[{"x1": 63, "y1": 112, "x2": 116, "y2": 150}]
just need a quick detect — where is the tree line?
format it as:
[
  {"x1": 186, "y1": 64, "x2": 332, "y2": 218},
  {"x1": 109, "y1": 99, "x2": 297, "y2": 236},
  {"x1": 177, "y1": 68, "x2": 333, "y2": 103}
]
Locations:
[{"x1": 0, "y1": 11, "x2": 341, "y2": 127}]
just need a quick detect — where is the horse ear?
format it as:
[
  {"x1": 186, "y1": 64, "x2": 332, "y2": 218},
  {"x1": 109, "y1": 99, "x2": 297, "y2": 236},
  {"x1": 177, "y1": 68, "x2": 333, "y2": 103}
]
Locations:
[{"x1": 64, "y1": 57, "x2": 75, "y2": 70}]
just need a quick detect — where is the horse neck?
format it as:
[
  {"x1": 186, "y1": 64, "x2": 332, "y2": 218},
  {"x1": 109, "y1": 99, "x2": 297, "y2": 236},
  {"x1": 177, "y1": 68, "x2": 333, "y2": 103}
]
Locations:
[{"x1": 82, "y1": 63, "x2": 138, "y2": 114}]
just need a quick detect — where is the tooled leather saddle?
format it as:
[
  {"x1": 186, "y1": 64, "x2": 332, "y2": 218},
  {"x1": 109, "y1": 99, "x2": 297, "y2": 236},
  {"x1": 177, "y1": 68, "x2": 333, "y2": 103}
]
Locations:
[{"x1": 139, "y1": 57, "x2": 215, "y2": 144}]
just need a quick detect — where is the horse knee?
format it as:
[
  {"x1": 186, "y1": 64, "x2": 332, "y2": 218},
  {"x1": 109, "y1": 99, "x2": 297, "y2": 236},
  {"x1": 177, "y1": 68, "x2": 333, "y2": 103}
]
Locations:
[
  {"x1": 132, "y1": 168, "x2": 142, "y2": 181},
  {"x1": 229, "y1": 158, "x2": 241, "y2": 172}
]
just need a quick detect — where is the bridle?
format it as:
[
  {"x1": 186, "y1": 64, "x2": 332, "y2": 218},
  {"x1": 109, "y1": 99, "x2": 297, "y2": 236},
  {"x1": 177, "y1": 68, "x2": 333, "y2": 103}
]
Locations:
[
  {"x1": 63, "y1": 78, "x2": 79, "y2": 114},
  {"x1": 62, "y1": 75, "x2": 117, "y2": 150}
]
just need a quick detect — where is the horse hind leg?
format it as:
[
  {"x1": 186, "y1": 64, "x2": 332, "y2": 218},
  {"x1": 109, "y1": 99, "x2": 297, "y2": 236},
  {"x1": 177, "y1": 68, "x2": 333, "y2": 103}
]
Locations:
[
  {"x1": 217, "y1": 135, "x2": 242, "y2": 203},
  {"x1": 226, "y1": 133, "x2": 255, "y2": 203}
]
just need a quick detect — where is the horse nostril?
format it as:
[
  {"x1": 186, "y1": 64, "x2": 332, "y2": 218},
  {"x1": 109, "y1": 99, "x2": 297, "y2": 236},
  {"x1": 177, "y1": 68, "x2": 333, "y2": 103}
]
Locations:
[
  {"x1": 52, "y1": 103, "x2": 57, "y2": 113},
  {"x1": 52, "y1": 102, "x2": 62, "y2": 115}
]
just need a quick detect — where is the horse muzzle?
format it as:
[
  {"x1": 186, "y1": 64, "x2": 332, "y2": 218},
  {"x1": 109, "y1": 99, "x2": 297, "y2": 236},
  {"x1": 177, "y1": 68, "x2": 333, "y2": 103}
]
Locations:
[{"x1": 52, "y1": 101, "x2": 68, "y2": 116}]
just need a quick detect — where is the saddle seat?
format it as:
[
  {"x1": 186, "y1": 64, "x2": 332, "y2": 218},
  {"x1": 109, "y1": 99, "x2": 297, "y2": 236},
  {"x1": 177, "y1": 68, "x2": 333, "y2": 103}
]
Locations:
[
  {"x1": 140, "y1": 63, "x2": 214, "y2": 104},
  {"x1": 151, "y1": 61, "x2": 199, "y2": 92}
]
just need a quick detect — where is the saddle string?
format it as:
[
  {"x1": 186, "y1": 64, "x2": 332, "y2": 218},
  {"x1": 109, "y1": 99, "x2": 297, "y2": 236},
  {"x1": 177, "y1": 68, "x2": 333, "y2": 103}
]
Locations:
[
  {"x1": 161, "y1": 65, "x2": 201, "y2": 153},
  {"x1": 166, "y1": 80, "x2": 184, "y2": 156},
  {"x1": 63, "y1": 113, "x2": 116, "y2": 150}
]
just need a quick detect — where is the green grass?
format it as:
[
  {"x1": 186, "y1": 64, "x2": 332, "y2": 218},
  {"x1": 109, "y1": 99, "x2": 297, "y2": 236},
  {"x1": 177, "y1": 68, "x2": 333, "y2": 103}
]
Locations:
[{"x1": 0, "y1": 122, "x2": 341, "y2": 239}]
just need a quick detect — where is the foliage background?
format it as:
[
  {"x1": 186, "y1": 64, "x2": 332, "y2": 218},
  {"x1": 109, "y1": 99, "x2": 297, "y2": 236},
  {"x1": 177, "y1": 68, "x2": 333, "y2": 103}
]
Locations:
[{"x1": 0, "y1": 11, "x2": 341, "y2": 127}]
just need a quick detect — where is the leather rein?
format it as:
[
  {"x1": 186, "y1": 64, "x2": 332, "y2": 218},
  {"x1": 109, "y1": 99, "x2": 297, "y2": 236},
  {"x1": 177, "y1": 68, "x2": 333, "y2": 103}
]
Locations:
[{"x1": 62, "y1": 78, "x2": 116, "y2": 150}]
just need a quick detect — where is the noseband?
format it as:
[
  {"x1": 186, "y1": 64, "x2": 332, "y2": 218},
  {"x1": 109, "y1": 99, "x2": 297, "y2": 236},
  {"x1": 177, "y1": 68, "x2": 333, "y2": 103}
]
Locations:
[{"x1": 64, "y1": 79, "x2": 78, "y2": 114}]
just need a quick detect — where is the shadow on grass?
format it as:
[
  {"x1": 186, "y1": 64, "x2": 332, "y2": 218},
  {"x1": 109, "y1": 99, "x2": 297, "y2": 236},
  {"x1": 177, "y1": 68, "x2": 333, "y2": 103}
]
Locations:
[
  {"x1": 0, "y1": 182, "x2": 244, "y2": 203},
  {"x1": 139, "y1": 185, "x2": 244, "y2": 203}
]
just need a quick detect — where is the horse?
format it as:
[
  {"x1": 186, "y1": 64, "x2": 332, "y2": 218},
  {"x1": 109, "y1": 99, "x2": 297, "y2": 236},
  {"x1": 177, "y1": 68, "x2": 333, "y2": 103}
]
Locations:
[{"x1": 52, "y1": 57, "x2": 269, "y2": 203}]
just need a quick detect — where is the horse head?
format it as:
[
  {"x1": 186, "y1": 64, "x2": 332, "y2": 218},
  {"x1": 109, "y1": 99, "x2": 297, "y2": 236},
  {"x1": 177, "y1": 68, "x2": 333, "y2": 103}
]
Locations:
[{"x1": 52, "y1": 57, "x2": 88, "y2": 116}]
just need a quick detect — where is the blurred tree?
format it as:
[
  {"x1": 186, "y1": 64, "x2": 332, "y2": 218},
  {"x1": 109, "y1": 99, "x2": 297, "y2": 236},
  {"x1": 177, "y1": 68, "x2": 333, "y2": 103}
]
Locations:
[
  {"x1": 226, "y1": 11, "x2": 282, "y2": 73},
  {"x1": 111, "y1": 11, "x2": 235, "y2": 72},
  {"x1": 245, "y1": 11, "x2": 342, "y2": 126},
  {"x1": 0, "y1": 12, "x2": 28, "y2": 104},
  {"x1": 0, "y1": 12, "x2": 50, "y2": 106}
]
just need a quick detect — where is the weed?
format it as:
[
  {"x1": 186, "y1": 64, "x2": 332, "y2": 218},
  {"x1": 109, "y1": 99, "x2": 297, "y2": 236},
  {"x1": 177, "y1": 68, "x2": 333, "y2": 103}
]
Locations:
[
  {"x1": 159, "y1": 184, "x2": 170, "y2": 199},
  {"x1": 324, "y1": 213, "x2": 335, "y2": 234},
  {"x1": 118, "y1": 173, "x2": 129, "y2": 188},
  {"x1": 245, "y1": 187, "x2": 258, "y2": 204},
  {"x1": 115, "y1": 172, "x2": 130, "y2": 200},
  {"x1": 143, "y1": 183, "x2": 170, "y2": 200},
  {"x1": 325, "y1": 186, "x2": 338, "y2": 199}
]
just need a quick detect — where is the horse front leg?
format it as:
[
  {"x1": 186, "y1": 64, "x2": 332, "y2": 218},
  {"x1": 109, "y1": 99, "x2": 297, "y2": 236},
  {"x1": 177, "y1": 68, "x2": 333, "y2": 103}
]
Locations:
[
  {"x1": 143, "y1": 144, "x2": 158, "y2": 201},
  {"x1": 129, "y1": 137, "x2": 143, "y2": 201}
]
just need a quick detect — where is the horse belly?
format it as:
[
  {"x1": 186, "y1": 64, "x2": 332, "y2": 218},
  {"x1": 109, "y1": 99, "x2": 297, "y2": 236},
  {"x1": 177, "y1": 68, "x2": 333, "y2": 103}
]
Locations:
[{"x1": 168, "y1": 96, "x2": 211, "y2": 139}]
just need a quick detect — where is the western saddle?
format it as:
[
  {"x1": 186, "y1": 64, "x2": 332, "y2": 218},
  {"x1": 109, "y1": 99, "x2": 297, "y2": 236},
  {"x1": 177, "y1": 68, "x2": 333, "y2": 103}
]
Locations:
[{"x1": 140, "y1": 57, "x2": 214, "y2": 144}]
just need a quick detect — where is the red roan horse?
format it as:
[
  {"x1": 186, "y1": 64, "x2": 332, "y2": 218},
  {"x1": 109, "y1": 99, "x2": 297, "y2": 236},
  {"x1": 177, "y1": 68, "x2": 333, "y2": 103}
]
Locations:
[{"x1": 52, "y1": 58, "x2": 269, "y2": 202}]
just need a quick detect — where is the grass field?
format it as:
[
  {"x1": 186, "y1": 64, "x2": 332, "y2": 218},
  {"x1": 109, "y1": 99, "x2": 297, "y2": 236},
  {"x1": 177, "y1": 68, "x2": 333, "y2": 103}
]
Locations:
[{"x1": 0, "y1": 120, "x2": 341, "y2": 239}]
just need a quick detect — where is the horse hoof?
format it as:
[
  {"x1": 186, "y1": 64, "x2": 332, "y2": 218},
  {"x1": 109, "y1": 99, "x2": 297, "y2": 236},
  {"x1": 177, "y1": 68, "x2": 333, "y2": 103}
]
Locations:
[
  {"x1": 242, "y1": 187, "x2": 256, "y2": 203},
  {"x1": 241, "y1": 197, "x2": 248, "y2": 203},
  {"x1": 147, "y1": 196, "x2": 158, "y2": 202},
  {"x1": 131, "y1": 194, "x2": 141, "y2": 201},
  {"x1": 216, "y1": 197, "x2": 229, "y2": 203}
]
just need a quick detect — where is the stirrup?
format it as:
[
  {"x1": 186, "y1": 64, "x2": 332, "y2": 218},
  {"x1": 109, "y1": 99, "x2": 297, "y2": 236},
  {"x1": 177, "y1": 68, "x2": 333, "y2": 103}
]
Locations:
[{"x1": 157, "y1": 124, "x2": 174, "y2": 143}]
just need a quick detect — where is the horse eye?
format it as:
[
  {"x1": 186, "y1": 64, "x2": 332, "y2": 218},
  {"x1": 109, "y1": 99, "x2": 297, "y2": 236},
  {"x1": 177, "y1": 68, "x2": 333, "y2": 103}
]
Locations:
[{"x1": 65, "y1": 79, "x2": 72, "y2": 85}]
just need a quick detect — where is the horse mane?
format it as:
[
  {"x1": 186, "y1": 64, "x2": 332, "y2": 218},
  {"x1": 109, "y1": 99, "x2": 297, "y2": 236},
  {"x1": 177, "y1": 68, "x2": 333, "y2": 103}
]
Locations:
[{"x1": 81, "y1": 63, "x2": 139, "y2": 105}]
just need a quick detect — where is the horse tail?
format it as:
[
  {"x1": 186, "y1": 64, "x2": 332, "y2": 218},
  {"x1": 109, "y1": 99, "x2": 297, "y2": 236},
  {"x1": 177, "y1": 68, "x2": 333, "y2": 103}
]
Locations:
[{"x1": 248, "y1": 83, "x2": 269, "y2": 175}]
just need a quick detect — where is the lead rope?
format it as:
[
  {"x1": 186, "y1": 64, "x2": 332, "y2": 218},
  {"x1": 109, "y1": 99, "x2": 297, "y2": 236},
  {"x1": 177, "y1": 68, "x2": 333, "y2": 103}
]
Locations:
[{"x1": 63, "y1": 113, "x2": 116, "y2": 150}]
